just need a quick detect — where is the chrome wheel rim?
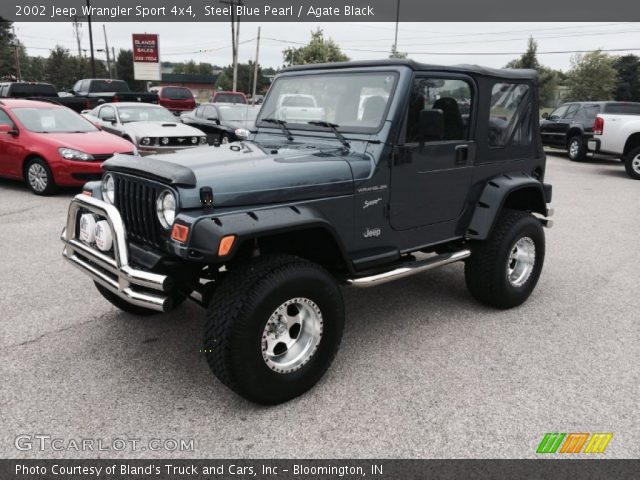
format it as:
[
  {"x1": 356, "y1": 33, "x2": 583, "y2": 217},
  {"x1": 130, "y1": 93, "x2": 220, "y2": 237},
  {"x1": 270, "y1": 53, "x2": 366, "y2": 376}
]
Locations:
[
  {"x1": 569, "y1": 140, "x2": 580, "y2": 158},
  {"x1": 262, "y1": 297, "x2": 323, "y2": 374},
  {"x1": 632, "y1": 155, "x2": 640, "y2": 174},
  {"x1": 507, "y1": 237, "x2": 536, "y2": 287},
  {"x1": 27, "y1": 163, "x2": 48, "y2": 192}
]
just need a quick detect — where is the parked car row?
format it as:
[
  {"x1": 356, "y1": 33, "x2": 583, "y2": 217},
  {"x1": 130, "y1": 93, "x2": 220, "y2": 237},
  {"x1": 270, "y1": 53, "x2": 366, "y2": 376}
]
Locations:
[
  {"x1": 540, "y1": 100, "x2": 640, "y2": 179},
  {"x1": 0, "y1": 92, "x2": 263, "y2": 195}
]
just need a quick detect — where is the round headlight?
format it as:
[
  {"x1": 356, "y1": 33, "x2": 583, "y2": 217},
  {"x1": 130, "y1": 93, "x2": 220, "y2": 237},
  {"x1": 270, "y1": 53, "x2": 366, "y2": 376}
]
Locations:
[
  {"x1": 101, "y1": 174, "x2": 115, "y2": 204},
  {"x1": 140, "y1": 137, "x2": 151, "y2": 146},
  {"x1": 161, "y1": 137, "x2": 170, "y2": 145},
  {"x1": 156, "y1": 190, "x2": 176, "y2": 229},
  {"x1": 191, "y1": 136, "x2": 198, "y2": 144},
  {"x1": 199, "y1": 136, "x2": 207, "y2": 145}
]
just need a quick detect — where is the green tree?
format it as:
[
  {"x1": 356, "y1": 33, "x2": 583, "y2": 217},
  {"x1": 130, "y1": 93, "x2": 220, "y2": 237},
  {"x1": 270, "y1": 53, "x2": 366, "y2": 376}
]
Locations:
[
  {"x1": 0, "y1": 17, "x2": 18, "y2": 79},
  {"x1": 115, "y1": 49, "x2": 146, "y2": 90},
  {"x1": 565, "y1": 50, "x2": 618, "y2": 101},
  {"x1": 214, "y1": 61, "x2": 264, "y2": 94},
  {"x1": 282, "y1": 28, "x2": 349, "y2": 66},
  {"x1": 613, "y1": 54, "x2": 640, "y2": 102},
  {"x1": 505, "y1": 37, "x2": 560, "y2": 107}
]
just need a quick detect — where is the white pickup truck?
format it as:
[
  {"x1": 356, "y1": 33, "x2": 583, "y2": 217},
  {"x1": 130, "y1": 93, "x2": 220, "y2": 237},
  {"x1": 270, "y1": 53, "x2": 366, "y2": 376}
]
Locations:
[{"x1": 588, "y1": 103, "x2": 640, "y2": 179}]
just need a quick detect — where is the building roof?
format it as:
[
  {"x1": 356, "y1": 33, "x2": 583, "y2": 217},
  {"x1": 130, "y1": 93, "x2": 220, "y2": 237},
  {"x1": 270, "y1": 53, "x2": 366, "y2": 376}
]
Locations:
[
  {"x1": 160, "y1": 73, "x2": 218, "y2": 84},
  {"x1": 283, "y1": 59, "x2": 538, "y2": 80}
]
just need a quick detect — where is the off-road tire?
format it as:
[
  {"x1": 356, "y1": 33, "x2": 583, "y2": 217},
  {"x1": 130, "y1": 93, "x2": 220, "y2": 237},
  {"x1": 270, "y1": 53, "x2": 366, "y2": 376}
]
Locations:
[
  {"x1": 623, "y1": 146, "x2": 640, "y2": 180},
  {"x1": 204, "y1": 254, "x2": 345, "y2": 404},
  {"x1": 567, "y1": 135, "x2": 586, "y2": 162},
  {"x1": 24, "y1": 157, "x2": 57, "y2": 195},
  {"x1": 465, "y1": 209, "x2": 545, "y2": 309}
]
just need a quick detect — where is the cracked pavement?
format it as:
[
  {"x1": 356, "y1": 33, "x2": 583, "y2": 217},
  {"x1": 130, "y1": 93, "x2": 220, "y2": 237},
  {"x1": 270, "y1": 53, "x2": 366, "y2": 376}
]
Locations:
[{"x1": 1, "y1": 153, "x2": 639, "y2": 459}]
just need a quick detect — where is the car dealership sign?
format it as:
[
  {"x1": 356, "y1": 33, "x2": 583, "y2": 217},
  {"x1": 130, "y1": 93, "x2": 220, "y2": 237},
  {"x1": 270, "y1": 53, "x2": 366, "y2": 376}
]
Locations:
[{"x1": 132, "y1": 33, "x2": 161, "y2": 81}]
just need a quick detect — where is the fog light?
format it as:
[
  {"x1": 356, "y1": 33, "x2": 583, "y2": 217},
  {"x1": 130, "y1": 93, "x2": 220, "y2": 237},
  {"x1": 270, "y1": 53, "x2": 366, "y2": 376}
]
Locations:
[
  {"x1": 79, "y1": 213, "x2": 98, "y2": 244},
  {"x1": 94, "y1": 220, "x2": 113, "y2": 251}
]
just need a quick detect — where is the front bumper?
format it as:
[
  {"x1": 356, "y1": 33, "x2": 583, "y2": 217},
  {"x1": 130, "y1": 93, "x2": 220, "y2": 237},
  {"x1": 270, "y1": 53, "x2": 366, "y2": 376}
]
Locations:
[{"x1": 61, "y1": 194, "x2": 174, "y2": 312}]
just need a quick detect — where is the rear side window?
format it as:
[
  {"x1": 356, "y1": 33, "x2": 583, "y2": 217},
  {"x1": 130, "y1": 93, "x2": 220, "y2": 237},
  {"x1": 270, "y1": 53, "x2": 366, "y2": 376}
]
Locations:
[
  {"x1": 582, "y1": 105, "x2": 601, "y2": 121},
  {"x1": 162, "y1": 87, "x2": 193, "y2": 100},
  {"x1": 604, "y1": 103, "x2": 640, "y2": 115},
  {"x1": 488, "y1": 83, "x2": 531, "y2": 147}
]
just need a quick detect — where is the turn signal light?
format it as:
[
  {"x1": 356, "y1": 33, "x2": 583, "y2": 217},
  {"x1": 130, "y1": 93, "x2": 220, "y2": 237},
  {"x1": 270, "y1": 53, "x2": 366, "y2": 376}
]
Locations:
[
  {"x1": 171, "y1": 223, "x2": 190, "y2": 243},
  {"x1": 218, "y1": 235, "x2": 236, "y2": 257}
]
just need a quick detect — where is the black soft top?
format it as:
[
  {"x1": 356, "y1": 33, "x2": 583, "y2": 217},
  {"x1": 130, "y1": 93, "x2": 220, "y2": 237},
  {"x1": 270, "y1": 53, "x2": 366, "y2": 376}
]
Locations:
[{"x1": 283, "y1": 59, "x2": 537, "y2": 81}]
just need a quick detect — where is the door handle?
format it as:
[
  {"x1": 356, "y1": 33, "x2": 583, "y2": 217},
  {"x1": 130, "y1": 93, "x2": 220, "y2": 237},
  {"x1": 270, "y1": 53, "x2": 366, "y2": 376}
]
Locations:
[{"x1": 455, "y1": 144, "x2": 469, "y2": 165}]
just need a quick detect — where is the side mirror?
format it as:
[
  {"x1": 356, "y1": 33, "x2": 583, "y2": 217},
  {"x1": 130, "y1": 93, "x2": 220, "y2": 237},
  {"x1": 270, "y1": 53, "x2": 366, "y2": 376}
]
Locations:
[
  {"x1": 102, "y1": 115, "x2": 116, "y2": 123},
  {"x1": 0, "y1": 124, "x2": 17, "y2": 135},
  {"x1": 541, "y1": 112, "x2": 549, "y2": 119},
  {"x1": 207, "y1": 117, "x2": 220, "y2": 125},
  {"x1": 419, "y1": 109, "x2": 444, "y2": 142}
]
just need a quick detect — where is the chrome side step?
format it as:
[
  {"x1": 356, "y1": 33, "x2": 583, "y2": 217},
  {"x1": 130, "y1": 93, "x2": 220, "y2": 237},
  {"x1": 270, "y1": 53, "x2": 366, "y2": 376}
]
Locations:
[{"x1": 346, "y1": 249, "x2": 471, "y2": 287}]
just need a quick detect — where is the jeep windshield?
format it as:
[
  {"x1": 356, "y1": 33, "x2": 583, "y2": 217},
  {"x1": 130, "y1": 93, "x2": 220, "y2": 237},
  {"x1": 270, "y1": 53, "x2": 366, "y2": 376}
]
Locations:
[{"x1": 257, "y1": 72, "x2": 397, "y2": 133}]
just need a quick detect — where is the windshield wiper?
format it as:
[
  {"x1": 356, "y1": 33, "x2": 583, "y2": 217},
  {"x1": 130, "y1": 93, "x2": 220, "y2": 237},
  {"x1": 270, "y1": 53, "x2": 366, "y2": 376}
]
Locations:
[
  {"x1": 261, "y1": 118, "x2": 294, "y2": 141},
  {"x1": 308, "y1": 121, "x2": 350, "y2": 149}
]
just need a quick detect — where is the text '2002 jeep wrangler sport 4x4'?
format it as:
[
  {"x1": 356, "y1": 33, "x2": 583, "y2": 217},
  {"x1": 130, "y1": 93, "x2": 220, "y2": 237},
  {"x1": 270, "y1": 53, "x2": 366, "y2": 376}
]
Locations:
[{"x1": 61, "y1": 60, "x2": 553, "y2": 404}]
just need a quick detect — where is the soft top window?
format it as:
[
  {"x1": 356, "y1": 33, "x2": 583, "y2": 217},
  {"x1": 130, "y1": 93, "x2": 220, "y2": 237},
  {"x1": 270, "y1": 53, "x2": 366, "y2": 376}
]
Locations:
[{"x1": 488, "y1": 83, "x2": 532, "y2": 147}]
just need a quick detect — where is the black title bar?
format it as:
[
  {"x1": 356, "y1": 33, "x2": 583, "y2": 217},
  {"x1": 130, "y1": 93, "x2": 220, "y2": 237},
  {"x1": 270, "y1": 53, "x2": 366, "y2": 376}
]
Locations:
[{"x1": 2, "y1": 0, "x2": 640, "y2": 22}]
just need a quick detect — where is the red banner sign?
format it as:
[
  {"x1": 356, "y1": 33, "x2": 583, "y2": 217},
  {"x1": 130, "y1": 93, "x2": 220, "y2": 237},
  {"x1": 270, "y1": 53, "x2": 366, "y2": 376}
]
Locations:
[{"x1": 132, "y1": 34, "x2": 159, "y2": 63}]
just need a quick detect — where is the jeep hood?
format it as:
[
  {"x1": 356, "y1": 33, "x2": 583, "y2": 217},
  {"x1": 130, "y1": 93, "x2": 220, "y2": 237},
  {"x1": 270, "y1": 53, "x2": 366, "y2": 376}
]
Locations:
[{"x1": 103, "y1": 141, "x2": 357, "y2": 208}]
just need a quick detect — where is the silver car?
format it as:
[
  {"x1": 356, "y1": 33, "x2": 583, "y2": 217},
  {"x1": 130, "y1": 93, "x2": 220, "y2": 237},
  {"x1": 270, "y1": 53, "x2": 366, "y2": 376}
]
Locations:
[{"x1": 82, "y1": 103, "x2": 207, "y2": 155}]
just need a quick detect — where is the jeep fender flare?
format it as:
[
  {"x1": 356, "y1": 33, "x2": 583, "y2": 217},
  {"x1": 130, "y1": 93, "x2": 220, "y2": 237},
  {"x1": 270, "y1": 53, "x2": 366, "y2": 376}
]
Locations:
[
  {"x1": 466, "y1": 173, "x2": 551, "y2": 240},
  {"x1": 187, "y1": 204, "x2": 354, "y2": 272}
]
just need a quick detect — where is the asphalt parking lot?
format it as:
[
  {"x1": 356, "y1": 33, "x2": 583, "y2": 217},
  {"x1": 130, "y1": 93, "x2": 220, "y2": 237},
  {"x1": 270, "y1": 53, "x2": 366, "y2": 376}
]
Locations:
[{"x1": 1, "y1": 152, "x2": 639, "y2": 459}]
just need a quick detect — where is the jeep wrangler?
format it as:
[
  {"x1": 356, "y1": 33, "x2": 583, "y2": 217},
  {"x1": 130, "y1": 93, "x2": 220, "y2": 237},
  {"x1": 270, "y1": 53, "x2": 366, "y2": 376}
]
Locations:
[{"x1": 61, "y1": 60, "x2": 553, "y2": 404}]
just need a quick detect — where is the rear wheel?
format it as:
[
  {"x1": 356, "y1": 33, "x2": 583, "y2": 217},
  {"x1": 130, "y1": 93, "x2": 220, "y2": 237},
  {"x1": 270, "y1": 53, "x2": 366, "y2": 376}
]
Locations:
[
  {"x1": 24, "y1": 157, "x2": 56, "y2": 195},
  {"x1": 624, "y1": 146, "x2": 640, "y2": 180},
  {"x1": 203, "y1": 254, "x2": 344, "y2": 404},
  {"x1": 465, "y1": 209, "x2": 545, "y2": 309},
  {"x1": 567, "y1": 135, "x2": 586, "y2": 161}
]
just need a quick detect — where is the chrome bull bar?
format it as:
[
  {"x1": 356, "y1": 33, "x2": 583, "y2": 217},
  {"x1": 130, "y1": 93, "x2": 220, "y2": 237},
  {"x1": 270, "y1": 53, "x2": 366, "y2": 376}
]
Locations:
[{"x1": 61, "y1": 194, "x2": 172, "y2": 312}]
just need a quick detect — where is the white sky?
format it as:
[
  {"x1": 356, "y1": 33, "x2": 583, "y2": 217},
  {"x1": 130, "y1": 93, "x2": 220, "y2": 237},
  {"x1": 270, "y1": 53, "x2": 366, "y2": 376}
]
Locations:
[{"x1": 14, "y1": 22, "x2": 640, "y2": 72}]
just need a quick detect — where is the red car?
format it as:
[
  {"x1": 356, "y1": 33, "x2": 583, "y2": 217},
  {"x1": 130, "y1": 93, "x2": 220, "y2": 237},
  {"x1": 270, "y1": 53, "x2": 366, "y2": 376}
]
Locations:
[
  {"x1": 0, "y1": 99, "x2": 136, "y2": 195},
  {"x1": 209, "y1": 91, "x2": 247, "y2": 104},
  {"x1": 151, "y1": 86, "x2": 196, "y2": 115}
]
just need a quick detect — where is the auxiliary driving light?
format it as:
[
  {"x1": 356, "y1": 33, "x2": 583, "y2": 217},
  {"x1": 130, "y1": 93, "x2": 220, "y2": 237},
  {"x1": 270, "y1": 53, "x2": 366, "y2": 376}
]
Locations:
[
  {"x1": 94, "y1": 220, "x2": 113, "y2": 252},
  {"x1": 79, "y1": 213, "x2": 98, "y2": 244}
]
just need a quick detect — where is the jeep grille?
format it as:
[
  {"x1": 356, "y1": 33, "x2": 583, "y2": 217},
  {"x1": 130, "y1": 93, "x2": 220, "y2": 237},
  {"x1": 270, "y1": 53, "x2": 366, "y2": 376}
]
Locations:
[{"x1": 113, "y1": 175, "x2": 164, "y2": 248}]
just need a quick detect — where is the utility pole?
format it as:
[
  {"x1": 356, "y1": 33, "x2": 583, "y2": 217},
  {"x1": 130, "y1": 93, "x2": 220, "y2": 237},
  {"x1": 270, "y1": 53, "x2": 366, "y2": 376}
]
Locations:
[
  {"x1": 11, "y1": 26, "x2": 21, "y2": 81},
  {"x1": 86, "y1": 0, "x2": 96, "y2": 77},
  {"x1": 220, "y1": 0, "x2": 243, "y2": 92},
  {"x1": 102, "y1": 24, "x2": 112, "y2": 78},
  {"x1": 72, "y1": 17, "x2": 83, "y2": 57},
  {"x1": 112, "y1": 47, "x2": 118, "y2": 78},
  {"x1": 392, "y1": 0, "x2": 400, "y2": 57},
  {"x1": 251, "y1": 27, "x2": 261, "y2": 104}
]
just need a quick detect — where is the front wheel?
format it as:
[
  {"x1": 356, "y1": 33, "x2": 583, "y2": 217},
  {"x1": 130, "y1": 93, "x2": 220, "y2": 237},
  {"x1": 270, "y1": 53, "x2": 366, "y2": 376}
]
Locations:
[
  {"x1": 624, "y1": 146, "x2": 640, "y2": 180},
  {"x1": 24, "y1": 157, "x2": 57, "y2": 195},
  {"x1": 465, "y1": 209, "x2": 545, "y2": 309},
  {"x1": 204, "y1": 255, "x2": 345, "y2": 404}
]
